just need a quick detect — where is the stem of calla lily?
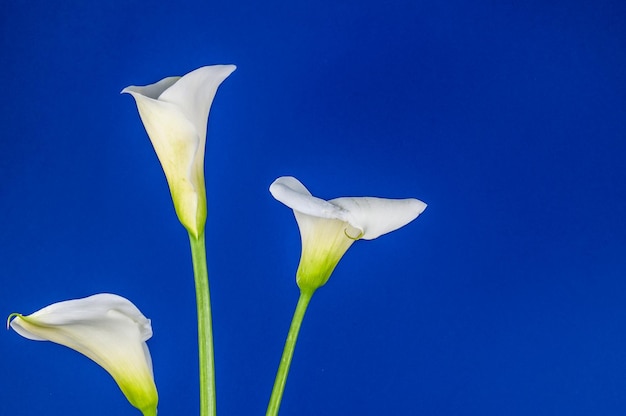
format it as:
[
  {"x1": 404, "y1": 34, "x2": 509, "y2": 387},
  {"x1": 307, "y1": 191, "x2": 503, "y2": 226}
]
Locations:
[
  {"x1": 266, "y1": 288, "x2": 315, "y2": 416},
  {"x1": 189, "y1": 232, "x2": 216, "y2": 416}
]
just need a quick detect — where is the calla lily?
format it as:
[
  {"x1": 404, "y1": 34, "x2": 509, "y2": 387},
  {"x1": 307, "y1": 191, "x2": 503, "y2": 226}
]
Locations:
[
  {"x1": 8, "y1": 294, "x2": 158, "y2": 416},
  {"x1": 269, "y1": 176, "x2": 427, "y2": 291},
  {"x1": 122, "y1": 65, "x2": 236, "y2": 237}
]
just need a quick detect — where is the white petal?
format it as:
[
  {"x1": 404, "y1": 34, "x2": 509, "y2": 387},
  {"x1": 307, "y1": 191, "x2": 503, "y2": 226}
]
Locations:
[
  {"x1": 121, "y1": 86, "x2": 198, "y2": 176},
  {"x1": 270, "y1": 176, "x2": 427, "y2": 240},
  {"x1": 158, "y1": 65, "x2": 236, "y2": 140},
  {"x1": 121, "y1": 76, "x2": 180, "y2": 100},
  {"x1": 11, "y1": 293, "x2": 152, "y2": 340},
  {"x1": 269, "y1": 176, "x2": 348, "y2": 220},
  {"x1": 331, "y1": 197, "x2": 427, "y2": 240}
]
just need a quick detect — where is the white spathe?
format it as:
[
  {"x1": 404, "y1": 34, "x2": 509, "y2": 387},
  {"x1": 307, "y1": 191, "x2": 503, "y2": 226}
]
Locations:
[
  {"x1": 269, "y1": 176, "x2": 427, "y2": 290},
  {"x1": 122, "y1": 64, "x2": 236, "y2": 237},
  {"x1": 9, "y1": 294, "x2": 158, "y2": 416}
]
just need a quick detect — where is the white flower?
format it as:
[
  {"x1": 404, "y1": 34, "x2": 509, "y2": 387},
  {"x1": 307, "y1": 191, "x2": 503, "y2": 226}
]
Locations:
[
  {"x1": 122, "y1": 65, "x2": 236, "y2": 237},
  {"x1": 269, "y1": 176, "x2": 427, "y2": 291},
  {"x1": 8, "y1": 294, "x2": 158, "y2": 416}
]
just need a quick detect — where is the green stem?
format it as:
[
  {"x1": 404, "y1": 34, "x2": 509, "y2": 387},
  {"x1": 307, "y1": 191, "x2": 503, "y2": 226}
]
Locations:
[
  {"x1": 266, "y1": 288, "x2": 315, "y2": 416},
  {"x1": 189, "y1": 232, "x2": 216, "y2": 416}
]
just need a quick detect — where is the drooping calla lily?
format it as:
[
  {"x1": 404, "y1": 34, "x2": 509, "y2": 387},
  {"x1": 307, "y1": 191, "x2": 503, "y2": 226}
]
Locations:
[
  {"x1": 269, "y1": 176, "x2": 427, "y2": 291},
  {"x1": 122, "y1": 64, "x2": 236, "y2": 237},
  {"x1": 8, "y1": 294, "x2": 158, "y2": 416}
]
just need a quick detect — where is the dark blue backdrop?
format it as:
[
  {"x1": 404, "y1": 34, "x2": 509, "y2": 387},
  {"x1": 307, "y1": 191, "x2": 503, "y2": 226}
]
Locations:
[{"x1": 2, "y1": 0, "x2": 626, "y2": 415}]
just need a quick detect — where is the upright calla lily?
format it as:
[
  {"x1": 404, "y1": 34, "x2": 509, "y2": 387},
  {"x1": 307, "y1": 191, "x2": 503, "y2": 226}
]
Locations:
[
  {"x1": 123, "y1": 65, "x2": 236, "y2": 416},
  {"x1": 269, "y1": 176, "x2": 427, "y2": 291},
  {"x1": 122, "y1": 64, "x2": 236, "y2": 237},
  {"x1": 8, "y1": 294, "x2": 158, "y2": 416}
]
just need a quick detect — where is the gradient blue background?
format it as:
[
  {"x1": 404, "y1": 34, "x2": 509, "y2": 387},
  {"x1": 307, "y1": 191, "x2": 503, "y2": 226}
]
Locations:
[{"x1": 2, "y1": 0, "x2": 626, "y2": 415}]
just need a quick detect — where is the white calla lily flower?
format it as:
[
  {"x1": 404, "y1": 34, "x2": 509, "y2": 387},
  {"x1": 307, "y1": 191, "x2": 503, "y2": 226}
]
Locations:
[
  {"x1": 270, "y1": 176, "x2": 427, "y2": 291},
  {"x1": 122, "y1": 65, "x2": 236, "y2": 237},
  {"x1": 8, "y1": 294, "x2": 158, "y2": 416}
]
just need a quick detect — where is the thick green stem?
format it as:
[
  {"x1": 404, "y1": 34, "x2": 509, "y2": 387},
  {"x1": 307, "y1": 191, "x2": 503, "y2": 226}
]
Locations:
[
  {"x1": 189, "y1": 232, "x2": 216, "y2": 416},
  {"x1": 266, "y1": 288, "x2": 315, "y2": 416}
]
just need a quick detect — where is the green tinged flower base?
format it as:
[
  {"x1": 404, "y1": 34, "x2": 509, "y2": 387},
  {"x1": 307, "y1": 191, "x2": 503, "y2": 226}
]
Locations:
[
  {"x1": 189, "y1": 232, "x2": 216, "y2": 416},
  {"x1": 139, "y1": 402, "x2": 158, "y2": 416},
  {"x1": 266, "y1": 288, "x2": 315, "y2": 416},
  {"x1": 294, "y1": 216, "x2": 356, "y2": 291}
]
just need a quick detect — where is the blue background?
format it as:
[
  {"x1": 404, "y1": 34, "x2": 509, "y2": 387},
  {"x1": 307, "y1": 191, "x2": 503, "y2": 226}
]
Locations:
[{"x1": 2, "y1": 0, "x2": 626, "y2": 415}]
